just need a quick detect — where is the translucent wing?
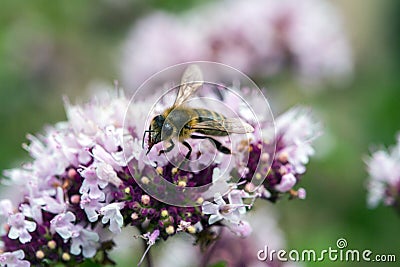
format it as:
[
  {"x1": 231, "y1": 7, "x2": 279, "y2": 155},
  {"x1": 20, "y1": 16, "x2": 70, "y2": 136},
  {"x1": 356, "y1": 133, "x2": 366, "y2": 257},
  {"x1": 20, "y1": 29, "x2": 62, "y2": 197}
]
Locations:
[
  {"x1": 173, "y1": 65, "x2": 204, "y2": 106},
  {"x1": 192, "y1": 118, "x2": 254, "y2": 134}
]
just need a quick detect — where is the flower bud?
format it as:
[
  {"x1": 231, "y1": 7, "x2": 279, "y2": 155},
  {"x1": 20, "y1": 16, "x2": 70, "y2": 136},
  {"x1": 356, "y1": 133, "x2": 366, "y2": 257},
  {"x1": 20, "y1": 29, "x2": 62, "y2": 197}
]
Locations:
[
  {"x1": 47, "y1": 240, "x2": 57, "y2": 249},
  {"x1": 62, "y1": 252, "x2": 71, "y2": 261},
  {"x1": 67, "y1": 168, "x2": 77, "y2": 179},
  {"x1": 141, "y1": 195, "x2": 151, "y2": 205},
  {"x1": 165, "y1": 225, "x2": 175, "y2": 235},
  {"x1": 156, "y1": 167, "x2": 163, "y2": 175},
  {"x1": 171, "y1": 167, "x2": 178, "y2": 175},
  {"x1": 187, "y1": 226, "x2": 196, "y2": 234},
  {"x1": 131, "y1": 212, "x2": 139, "y2": 220},
  {"x1": 141, "y1": 176, "x2": 150, "y2": 185},
  {"x1": 36, "y1": 250, "x2": 45, "y2": 259},
  {"x1": 161, "y1": 210, "x2": 168, "y2": 217},
  {"x1": 70, "y1": 194, "x2": 80, "y2": 204}
]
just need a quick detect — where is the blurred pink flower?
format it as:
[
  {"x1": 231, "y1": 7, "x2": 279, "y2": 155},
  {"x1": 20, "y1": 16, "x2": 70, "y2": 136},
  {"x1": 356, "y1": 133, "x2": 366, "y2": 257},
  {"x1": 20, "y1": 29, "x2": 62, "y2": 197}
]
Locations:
[
  {"x1": 366, "y1": 134, "x2": 400, "y2": 209},
  {"x1": 155, "y1": 207, "x2": 299, "y2": 267},
  {"x1": 121, "y1": 0, "x2": 353, "y2": 90}
]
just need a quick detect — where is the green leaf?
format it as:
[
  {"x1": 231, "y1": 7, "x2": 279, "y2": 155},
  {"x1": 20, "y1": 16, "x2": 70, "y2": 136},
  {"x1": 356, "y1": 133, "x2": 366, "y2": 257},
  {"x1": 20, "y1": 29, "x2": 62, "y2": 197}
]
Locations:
[
  {"x1": 79, "y1": 259, "x2": 103, "y2": 267},
  {"x1": 208, "y1": 261, "x2": 227, "y2": 267}
]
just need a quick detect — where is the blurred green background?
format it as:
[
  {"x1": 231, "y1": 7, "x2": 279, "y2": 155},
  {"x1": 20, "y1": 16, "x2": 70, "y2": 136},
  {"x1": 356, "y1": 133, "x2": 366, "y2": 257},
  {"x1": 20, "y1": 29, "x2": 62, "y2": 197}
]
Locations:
[{"x1": 0, "y1": 0, "x2": 399, "y2": 266}]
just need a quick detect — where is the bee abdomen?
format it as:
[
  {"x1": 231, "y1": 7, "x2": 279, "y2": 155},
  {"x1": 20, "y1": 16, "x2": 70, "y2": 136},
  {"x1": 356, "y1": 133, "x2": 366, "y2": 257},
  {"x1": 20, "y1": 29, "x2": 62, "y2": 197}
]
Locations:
[
  {"x1": 194, "y1": 109, "x2": 224, "y2": 122},
  {"x1": 193, "y1": 108, "x2": 228, "y2": 136}
]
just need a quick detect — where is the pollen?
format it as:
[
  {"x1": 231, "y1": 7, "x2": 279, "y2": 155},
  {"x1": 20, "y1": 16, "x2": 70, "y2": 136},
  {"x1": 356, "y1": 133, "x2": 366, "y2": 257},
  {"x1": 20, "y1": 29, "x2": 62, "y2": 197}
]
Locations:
[
  {"x1": 255, "y1": 172, "x2": 262, "y2": 180},
  {"x1": 124, "y1": 187, "x2": 131, "y2": 194}
]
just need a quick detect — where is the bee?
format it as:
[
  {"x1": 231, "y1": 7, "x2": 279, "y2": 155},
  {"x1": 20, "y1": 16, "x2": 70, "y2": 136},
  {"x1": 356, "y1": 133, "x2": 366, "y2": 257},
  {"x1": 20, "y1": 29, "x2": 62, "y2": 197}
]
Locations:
[{"x1": 143, "y1": 65, "x2": 254, "y2": 159}]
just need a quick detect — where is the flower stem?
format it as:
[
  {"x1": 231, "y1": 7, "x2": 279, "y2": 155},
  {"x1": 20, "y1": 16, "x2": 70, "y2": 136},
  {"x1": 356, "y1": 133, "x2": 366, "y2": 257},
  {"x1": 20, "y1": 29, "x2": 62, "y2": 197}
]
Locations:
[
  {"x1": 199, "y1": 228, "x2": 224, "y2": 267},
  {"x1": 140, "y1": 237, "x2": 153, "y2": 267},
  {"x1": 138, "y1": 239, "x2": 153, "y2": 267}
]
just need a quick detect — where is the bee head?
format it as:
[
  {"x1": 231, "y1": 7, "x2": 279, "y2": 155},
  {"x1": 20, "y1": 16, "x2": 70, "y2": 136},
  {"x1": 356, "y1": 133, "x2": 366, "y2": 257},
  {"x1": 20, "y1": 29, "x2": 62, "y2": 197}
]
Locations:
[{"x1": 144, "y1": 115, "x2": 164, "y2": 154}]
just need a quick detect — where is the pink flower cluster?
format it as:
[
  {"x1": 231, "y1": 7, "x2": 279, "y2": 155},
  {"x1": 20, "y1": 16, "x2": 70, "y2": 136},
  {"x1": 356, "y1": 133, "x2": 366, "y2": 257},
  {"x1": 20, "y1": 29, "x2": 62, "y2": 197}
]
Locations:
[
  {"x1": 121, "y1": 0, "x2": 353, "y2": 91},
  {"x1": 0, "y1": 84, "x2": 320, "y2": 265}
]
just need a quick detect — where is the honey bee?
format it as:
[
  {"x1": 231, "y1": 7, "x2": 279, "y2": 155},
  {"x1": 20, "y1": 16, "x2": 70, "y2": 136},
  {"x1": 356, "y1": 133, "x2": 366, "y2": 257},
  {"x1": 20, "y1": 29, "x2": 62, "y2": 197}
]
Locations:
[{"x1": 143, "y1": 65, "x2": 254, "y2": 159}]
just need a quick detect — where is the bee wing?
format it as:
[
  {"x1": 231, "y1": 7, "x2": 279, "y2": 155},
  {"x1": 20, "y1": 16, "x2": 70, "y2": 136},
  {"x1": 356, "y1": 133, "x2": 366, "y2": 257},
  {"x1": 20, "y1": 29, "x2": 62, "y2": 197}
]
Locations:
[
  {"x1": 174, "y1": 65, "x2": 204, "y2": 106},
  {"x1": 193, "y1": 118, "x2": 255, "y2": 134}
]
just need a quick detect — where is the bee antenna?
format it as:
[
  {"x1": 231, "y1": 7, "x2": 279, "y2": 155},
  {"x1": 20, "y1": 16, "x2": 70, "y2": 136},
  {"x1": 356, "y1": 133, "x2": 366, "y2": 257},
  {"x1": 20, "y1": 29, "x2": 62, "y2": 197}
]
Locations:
[{"x1": 142, "y1": 129, "x2": 154, "y2": 149}]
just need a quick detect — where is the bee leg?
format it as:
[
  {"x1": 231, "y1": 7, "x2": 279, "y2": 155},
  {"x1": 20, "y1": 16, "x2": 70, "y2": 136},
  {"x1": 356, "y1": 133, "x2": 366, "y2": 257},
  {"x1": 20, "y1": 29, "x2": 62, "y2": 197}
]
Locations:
[
  {"x1": 158, "y1": 140, "x2": 174, "y2": 156},
  {"x1": 209, "y1": 137, "x2": 231, "y2": 154},
  {"x1": 182, "y1": 141, "x2": 193, "y2": 159},
  {"x1": 190, "y1": 135, "x2": 231, "y2": 154}
]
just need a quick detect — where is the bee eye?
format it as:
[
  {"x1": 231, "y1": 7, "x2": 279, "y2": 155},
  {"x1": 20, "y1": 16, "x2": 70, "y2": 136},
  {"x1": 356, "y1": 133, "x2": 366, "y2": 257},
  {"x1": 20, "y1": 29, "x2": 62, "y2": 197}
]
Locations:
[{"x1": 154, "y1": 115, "x2": 164, "y2": 128}]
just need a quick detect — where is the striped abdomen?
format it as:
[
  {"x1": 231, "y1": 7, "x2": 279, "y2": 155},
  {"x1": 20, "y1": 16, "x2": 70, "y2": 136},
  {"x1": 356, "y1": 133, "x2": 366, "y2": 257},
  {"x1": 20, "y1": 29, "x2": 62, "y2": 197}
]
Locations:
[{"x1": 192, "y1": 108, "x2": 228, "y2": 136}]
